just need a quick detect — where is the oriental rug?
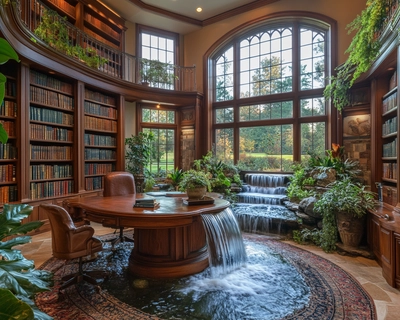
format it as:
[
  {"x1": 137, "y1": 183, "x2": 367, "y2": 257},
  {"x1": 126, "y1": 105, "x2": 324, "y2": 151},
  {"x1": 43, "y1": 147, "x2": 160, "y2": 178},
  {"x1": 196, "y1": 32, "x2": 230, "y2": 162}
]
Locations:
[{"x1": 35, "y1": 233, "x2": 376, "y2": 320}]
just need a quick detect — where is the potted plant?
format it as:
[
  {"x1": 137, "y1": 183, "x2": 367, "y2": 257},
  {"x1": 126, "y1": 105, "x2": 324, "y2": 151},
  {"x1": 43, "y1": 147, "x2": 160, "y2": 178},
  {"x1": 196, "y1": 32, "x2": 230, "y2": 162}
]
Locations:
[
  {"x1": 140, "y1": 58, "x2": 178, "y2": 86},
  {"x1": 179, "y1": 169, "x2": 211, "y2": 199},
  {"x1": 125, "y1": 131, "x2": 155, "y2": 192},
  {"x1": 314, "y1": 177, "x2": 376, "y2": 252}
]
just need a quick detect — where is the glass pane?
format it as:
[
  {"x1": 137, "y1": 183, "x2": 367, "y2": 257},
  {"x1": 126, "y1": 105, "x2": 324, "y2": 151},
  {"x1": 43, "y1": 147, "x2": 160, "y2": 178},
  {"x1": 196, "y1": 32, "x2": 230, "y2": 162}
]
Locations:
[
  {"x1": 239, "y1": 101, "x2": 292, "y2": 121},
  {"x1": 215, "y1": 47, "x2": 234, "y2": 101},
  {"x1": 215, "y1": 128, "x2": 234, "y2": 164},
  {"x1": 145, "y1": 128, "x2": 175, "y2": 174},
  {"x1": 300, "y1": 97, "x2": 326, "y2": 117},
  {"x1": 301, "y1": 122, "x2": 326, "y2": 158},
  {"x1": 215, "y1": 108, "x2": 234, "y2": 123},
  {"x1": 238, "y1": 125, "x2": 293, "y2": 171},
  {"x1": 240, "y1": 28, "x2": 293, "y2": 97}
]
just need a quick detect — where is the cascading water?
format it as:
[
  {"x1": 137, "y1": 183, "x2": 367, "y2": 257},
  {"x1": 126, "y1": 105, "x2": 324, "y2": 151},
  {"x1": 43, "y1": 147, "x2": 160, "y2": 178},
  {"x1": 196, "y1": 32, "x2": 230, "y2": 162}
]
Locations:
[
  {"x1": 233, "y1": 173, "x2": 298, "y2": 236},
  {"x1": 102, "y1": 205, "x2": 310, "y2": 319},
  {"x1": 201, "y1": 208, "x2": 247, "y2": 275}
]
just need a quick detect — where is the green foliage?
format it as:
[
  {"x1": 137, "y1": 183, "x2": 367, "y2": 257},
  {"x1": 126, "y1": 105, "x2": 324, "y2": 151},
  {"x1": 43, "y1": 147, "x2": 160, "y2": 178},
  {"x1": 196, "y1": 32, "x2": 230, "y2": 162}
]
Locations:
[
  {"x1": 0, "y1": 37, "x2": 20, "y2": 144},
  {"x1": 192, "y1": 150, "x2": 242, "y2": 195},
  {"x1": 166, "y1": 168, "x2": 184, "y2": 188},
  {"x1": 286, "y1": 163, "x2": 315, "y2": 201},
  {"x1": 140, "y1": 58, "x2": 178, "y2": 85},
  {"x1": 314, "y1": 177, "x2": 376, "y2": 252},
  {"x1": 293, "y1": 228, "x2": 321, "y2": 246},
  {"x1": 324, "y1": 0, "x2": 391, "y2": 112},
  {"x1": 0, "y1": 204, "x2": 53, "y2": 320},
  {"x1": 179, "y1": 169, "x2": 212, "y2": 192},
  {"x1": 125, "y1": 131, "x2": 155, "y2": 176},
  {"x1": 0, "y1": 288, "x2": 34, "y2": 320},
  {"x1": 33, "y1": 8, "x2": 108, "y2": 69}
]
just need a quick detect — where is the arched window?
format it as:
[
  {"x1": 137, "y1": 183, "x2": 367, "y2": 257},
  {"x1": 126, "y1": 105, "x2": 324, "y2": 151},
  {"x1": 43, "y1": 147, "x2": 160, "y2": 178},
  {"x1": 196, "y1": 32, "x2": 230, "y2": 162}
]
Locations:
[{"x1": 211, "y1": 17, "x2": 332, "y2": 171}]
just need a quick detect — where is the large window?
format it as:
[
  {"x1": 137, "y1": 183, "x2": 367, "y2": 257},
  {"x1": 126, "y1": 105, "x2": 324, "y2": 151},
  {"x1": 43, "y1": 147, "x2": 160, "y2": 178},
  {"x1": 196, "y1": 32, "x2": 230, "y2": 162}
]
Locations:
[
  {"x1": 138, "y1": 26, "x2": 178, "y2": 89},
  {"x1": 213, "y1": 18, "x2": 330, "y2": 171},
  {"x1": 141, "y1": 107, "x2": 176, "y2": 174}
]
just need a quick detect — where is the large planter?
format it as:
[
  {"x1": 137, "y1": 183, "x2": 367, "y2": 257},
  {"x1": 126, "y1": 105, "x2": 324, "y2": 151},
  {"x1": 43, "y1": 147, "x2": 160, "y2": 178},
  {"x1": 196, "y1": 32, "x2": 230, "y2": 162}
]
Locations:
[
  {"x1": 186, "y1": 186, "x2": 207, "y2": 200},
  {"x1": 336, "y1": 211, "x2": 366, "y2": 248}
]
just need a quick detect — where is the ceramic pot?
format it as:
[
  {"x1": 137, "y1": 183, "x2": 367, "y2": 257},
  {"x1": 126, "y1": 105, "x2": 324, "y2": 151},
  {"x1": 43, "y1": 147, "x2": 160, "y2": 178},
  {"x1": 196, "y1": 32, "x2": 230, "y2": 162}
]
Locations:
[
  {"x1": 336, "y1": 211, "x2": 366, "y2": 248},
  {"x1": 186, "y1": 186, "x2": 207, "y2": 200}
]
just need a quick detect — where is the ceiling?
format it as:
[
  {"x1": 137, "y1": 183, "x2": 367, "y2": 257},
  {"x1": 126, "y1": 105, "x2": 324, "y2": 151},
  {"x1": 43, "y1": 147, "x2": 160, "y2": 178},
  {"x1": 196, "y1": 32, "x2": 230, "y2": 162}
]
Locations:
[{"x1": 99, "y1": 0, "x2": 279, "y2": 34}]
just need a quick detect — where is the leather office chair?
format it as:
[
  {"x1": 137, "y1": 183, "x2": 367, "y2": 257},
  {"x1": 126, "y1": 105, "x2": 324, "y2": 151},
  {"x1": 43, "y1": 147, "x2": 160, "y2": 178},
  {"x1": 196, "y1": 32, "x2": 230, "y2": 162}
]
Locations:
[
  {"x1": 103, "y1": 171, "x2": 136, "y2": 248},
  {"x1": 41, "y1": 203, "x2": 106, "y2": 291}
]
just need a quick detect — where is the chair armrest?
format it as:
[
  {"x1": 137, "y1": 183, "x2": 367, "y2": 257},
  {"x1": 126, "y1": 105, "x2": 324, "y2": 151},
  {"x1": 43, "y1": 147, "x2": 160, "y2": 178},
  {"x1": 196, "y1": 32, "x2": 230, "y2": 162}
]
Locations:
[{"x1": 69, "y1": 225, "x2": 95, "y2": 251}]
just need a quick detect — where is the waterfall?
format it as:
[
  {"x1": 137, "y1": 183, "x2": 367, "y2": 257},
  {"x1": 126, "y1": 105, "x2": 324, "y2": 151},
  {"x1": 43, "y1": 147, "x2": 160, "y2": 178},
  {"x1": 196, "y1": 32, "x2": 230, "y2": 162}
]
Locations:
[{"x1": 201, "y1": 207, "x2": 247, "y2": 275}]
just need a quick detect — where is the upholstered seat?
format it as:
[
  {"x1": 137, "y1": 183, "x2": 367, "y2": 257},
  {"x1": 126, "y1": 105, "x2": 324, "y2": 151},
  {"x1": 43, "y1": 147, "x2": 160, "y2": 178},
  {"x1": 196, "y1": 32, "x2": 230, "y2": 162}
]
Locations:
[
  {"x1": 41, "y1": 203, "x2": 106, "y2": 291},
  {"x1": 103, "y1": 171, "x2": 136, "y2": 247}
]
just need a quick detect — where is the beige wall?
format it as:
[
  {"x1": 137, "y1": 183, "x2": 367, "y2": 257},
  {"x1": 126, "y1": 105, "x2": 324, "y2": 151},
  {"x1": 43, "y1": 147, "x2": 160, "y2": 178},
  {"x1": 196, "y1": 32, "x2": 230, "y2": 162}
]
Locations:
[{"x1": 183, "y1": 0, "x2": 366, "y2": 93}]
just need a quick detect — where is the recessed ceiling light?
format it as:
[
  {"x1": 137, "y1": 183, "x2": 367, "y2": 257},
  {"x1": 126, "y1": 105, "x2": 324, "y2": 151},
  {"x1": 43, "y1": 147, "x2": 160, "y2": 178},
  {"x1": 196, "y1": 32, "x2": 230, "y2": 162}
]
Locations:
[{"x1": 196, "y1": 7, "x2": 202, "y2": 13}]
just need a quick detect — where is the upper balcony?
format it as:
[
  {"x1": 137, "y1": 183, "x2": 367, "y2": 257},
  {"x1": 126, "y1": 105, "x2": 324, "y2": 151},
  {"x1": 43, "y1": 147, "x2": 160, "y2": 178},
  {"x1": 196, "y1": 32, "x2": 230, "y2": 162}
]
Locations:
[{"x1": 4, "y1": 0, "x2": 196, "y2": 92}]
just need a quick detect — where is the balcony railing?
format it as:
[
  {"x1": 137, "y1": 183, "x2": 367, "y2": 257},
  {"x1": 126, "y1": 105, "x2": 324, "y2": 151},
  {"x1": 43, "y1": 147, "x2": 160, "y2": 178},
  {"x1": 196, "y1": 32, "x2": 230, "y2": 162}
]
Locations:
[{"x1": 10, "y1": 0, "x2": 196, "y2": 91}]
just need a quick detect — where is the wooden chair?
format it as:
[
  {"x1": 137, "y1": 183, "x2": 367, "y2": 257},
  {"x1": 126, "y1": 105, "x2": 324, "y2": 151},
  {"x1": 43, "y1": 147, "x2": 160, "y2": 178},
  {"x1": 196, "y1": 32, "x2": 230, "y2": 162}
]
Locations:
[
  {"x1": 103, "y1": 171, "x2": 136, "y2": 248},
  {"x1": 41, "y1": 203, "x2": 107, "y2": 291}
]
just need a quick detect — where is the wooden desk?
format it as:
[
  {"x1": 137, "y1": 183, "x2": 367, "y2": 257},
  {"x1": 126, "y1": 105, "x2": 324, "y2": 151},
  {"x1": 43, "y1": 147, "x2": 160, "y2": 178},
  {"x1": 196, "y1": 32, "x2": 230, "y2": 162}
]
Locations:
[{"x1": 66, "y1": 194, "x2": 230, "y2": 278}]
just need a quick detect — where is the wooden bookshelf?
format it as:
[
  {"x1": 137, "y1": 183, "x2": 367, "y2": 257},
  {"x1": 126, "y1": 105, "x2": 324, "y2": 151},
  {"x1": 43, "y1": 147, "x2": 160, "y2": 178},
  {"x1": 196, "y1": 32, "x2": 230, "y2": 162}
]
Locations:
[
  {"x1": 0, "y1": 65, "x2": 18, "y2": 204},
  {"x1": 83, "y1": 87, "x2": 117, "y2": 191},
  {"x1": 29, "y1": 69, "x2": 75, "y2": 200}
]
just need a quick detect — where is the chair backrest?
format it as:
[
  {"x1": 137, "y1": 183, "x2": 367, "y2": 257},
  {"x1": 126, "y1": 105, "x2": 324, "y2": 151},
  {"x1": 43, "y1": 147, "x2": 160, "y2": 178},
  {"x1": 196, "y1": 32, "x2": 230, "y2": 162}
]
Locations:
[
  {"x1": 40, "y1": 203, "x2": 99, "y2": 260},
  {"x1": 103, "y1": 171, "x2": 136, "y2": 196}
]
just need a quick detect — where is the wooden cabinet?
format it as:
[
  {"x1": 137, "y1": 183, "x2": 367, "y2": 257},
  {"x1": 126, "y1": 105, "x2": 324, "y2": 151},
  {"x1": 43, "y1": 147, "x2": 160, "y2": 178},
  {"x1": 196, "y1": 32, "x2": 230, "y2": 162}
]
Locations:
[
  {"x1": 395, "y1": 232, "x2": 400, "y2": 288},
  {"x1": 0, "y1": 63, "x2": 19, "y2": 204}
]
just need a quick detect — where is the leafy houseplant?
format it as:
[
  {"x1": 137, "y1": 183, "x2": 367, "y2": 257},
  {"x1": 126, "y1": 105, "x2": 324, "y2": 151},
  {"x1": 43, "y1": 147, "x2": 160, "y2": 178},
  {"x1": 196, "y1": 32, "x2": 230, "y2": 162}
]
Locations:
[
  {"x1": 0, "y1": 204, "x2": 53, "y2": 320},
  {"x1": 314, "y1": 177, "x2": 376, "y2": 252},
  {"x1": 125, "y1": 131, "x2": 155, "y2": 192},
  {"x1": 33, "y1": 8, "x2": 108, "y2": 69},
  {"x1": 166, "y1": 167, "x2": 184, "y2": 190},
  {"x1": 140, "y1": 58, "x2": 178, "y2": 86},
  {"x1": 179, "y1": 169, "x2": 212, "y2": 199},
  {"x1": 0, "y1": 37, "x2": 20, "y2": 143},
  {"x1": 324, "y1": 0, "x2": 391, "y2": 112}
]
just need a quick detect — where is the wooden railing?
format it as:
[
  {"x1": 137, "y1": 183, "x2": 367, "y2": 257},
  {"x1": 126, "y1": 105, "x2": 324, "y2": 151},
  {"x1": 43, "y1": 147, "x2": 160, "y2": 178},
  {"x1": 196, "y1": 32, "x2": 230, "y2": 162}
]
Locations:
[{"x1": 10, "y1": 0, "x2": 196, "y2": 91}]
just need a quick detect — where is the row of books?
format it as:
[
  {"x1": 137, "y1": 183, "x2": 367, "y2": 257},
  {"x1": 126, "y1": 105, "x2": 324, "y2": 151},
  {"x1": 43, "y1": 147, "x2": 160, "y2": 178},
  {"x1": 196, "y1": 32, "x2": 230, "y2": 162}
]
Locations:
[
  {"x1": 30, "y1": 86, "x2": 74, "y2": 110},
  {"x1": 382, "y1": 91, "x2": 397, "y2": 114},
  {"x1": 383, "y1": 138, "x2": 397, "y2": 158},
  {"x1": 84, "y1": 148, "x2": 116, "y2": 160},
  {"x1": 383, "y1": 162, "x2": 398, "y2": 180},
  {"x1": 85, "y1": 176, "x2": 103, "y2": 191},
  {"x1": 383, "y1": 185, "x2": 398, "y2": 207},
  {"x1": 134, "y1": 196, "x2": 160, "y2": 208},
  {"x1": 30, "y1": 180, "x2": 74, "y2": 200},
  {"x1": 30, "y1": 106, "x2": 74, "y2": 125},
  {"x1": 85, "y1": 115, "x2": 117, "y2": 131},
  {"x1": 85, "y1": 88, "x2": 116, "y2": 106},
  {"x1": 0, "y1": 143, "x2": 17, "y2": 159},
  {"x1": 30, "y1": 145, "x2": 72, "y2": 160},
  {"x1": 30, "y1": 124, "x2": 73, "y2": 142},
  {"x1": 382, "y1": 116, "x2": 397, "y2": 136},
  {"x1": 84, "y1": 133, "x2": 116, "y2": 147},
  {"x1": 30, "y1": 164, "x2": 73, "y2": 180},
  {"x1": 0, "y1": 185, "x2": 18, "y2": 205},
  {"x1": 84, "y1": 12, "x2": 121, "y2": 39},
  {"x1": 84, "y1": 101, "x2": 117, "y2": 118},
  {"x1": 85, "y1": 163, "x2": 115, "y2": 175},
  {"x1": 30, "y1": 70, "x2": 73, "y2": 95},
  {"x1": 4, "y1": 80, "x2": 16, "y2": 97},
  {"x1": 0, "y1": 120, "x2": 15, "y2": 136},
  {"x1": 84, "y1": 28, "x2": 120, "y2": 50},
  {"x1": 0, "y1": 164, "x2": 16, "y2": 182},
  {"x1": 0, "y1": 100, "x2": 17, "y2": 117}
]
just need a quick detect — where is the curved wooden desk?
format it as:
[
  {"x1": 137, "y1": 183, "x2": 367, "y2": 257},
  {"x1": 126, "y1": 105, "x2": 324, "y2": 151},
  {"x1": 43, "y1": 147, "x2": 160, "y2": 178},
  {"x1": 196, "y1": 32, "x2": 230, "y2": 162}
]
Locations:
[{"x1": 66, "y1": 194, "x2": 230, "y2": 278}]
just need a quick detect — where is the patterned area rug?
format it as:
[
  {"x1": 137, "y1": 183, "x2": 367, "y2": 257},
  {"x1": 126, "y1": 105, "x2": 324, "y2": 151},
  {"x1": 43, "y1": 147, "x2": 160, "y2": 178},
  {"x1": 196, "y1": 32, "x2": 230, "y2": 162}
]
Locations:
[{"x1": 36, "y1": 233, "x2": 376, "y2": 320}]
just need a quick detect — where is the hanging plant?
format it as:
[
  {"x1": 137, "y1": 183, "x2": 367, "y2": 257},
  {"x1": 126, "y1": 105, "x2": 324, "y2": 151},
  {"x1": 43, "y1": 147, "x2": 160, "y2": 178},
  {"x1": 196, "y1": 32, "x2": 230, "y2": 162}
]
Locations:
[{"x1": 324, "y1": 0, "x2": 392, "y2": 112}]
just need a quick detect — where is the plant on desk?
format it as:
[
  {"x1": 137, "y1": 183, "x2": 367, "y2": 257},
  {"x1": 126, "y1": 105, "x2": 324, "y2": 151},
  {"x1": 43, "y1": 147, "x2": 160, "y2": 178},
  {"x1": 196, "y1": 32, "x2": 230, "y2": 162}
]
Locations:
[{"x1": 179, "y1": 169, "x2": 211, "y2": 200}]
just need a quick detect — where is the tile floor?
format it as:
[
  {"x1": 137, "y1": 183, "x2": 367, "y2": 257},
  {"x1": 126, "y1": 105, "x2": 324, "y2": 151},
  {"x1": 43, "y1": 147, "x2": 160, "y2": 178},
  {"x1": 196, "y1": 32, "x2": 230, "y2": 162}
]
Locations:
[{"x1": 20, "y1": 224, "x2": 400, "y2": 320}]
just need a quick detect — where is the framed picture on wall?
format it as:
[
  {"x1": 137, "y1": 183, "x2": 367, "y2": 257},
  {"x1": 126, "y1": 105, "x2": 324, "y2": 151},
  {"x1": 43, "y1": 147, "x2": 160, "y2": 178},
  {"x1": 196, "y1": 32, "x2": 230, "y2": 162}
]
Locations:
[
  {"x1": 343, "y1": 114, "x2": 371, "y2": 137},
  {"x1": 351, "y1": 87, "x2": 370, "y2": 106}
]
